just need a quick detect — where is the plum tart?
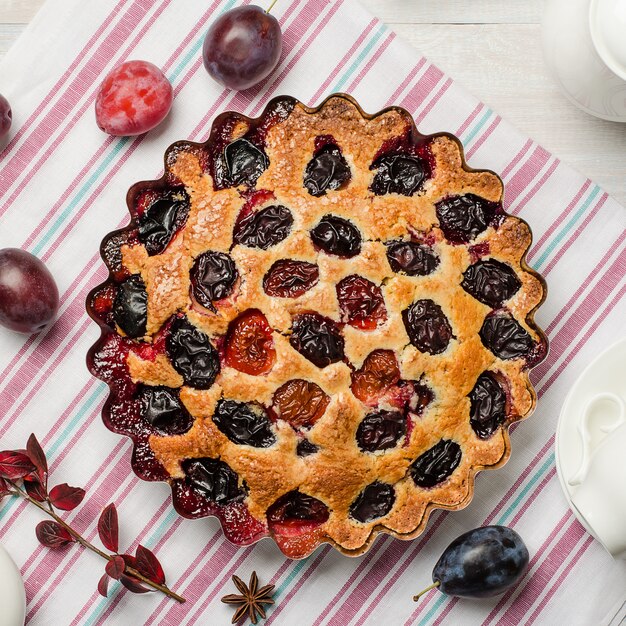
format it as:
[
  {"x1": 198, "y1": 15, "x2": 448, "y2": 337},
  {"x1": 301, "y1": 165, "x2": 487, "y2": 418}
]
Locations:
[{"x1": 87, "y1": 94, "x2": 547, "y2": 558}]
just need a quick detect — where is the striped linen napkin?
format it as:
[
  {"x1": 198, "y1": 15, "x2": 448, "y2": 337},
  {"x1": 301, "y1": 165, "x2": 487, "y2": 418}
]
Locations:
[{"x1": 0, "y1": 0, "x2": 625, "y2": 624}]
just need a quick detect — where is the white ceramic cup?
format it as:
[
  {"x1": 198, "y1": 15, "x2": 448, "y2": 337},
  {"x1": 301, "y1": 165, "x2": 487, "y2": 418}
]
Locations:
[
  {"x1": 569, "y1": 392, "x2": 626, "y2": 558},
  {"x1": 0, "y1": 543, "x2": 26, "y2": 626},
  {"x1": 542, "y1": 0, "x2": 626, "y2": 122}
]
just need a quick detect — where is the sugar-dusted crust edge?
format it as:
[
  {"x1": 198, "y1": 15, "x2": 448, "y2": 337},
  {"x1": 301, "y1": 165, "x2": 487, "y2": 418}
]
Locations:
[{"x1": 86, "y1": 93, "x2": 548, "y2": 559}]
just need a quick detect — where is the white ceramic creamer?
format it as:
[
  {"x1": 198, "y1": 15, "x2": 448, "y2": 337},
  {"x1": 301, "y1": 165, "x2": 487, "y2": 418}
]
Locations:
[{"x1": 0, "y1": 543, "x2": 26, "y2": 626}]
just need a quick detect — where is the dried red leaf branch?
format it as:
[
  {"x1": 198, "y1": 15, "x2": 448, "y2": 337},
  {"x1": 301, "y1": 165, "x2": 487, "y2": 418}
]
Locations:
[{"x1": 0, "y1": 434, "x2": 185, "y2": 604}]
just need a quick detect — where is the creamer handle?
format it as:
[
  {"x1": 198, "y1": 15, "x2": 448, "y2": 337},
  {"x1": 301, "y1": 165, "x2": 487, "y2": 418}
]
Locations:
[{"x1": 568, "y1": 392, "x2": 626, "y2": 486}]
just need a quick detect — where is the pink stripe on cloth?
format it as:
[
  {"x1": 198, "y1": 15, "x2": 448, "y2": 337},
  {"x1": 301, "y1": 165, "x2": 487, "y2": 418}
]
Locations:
[
  {"x1": 540, "y1": 285, "x2": 626, "y2": 396},
  {"x1": 545, "y1": 232, "x2": 625, "y2": 336},
  {"x1": 161, "y1": 546, "x2": 256, "y2": 626},
  {"x1": 399, "y1": 65, "x2": 445, "y2": 115},
  {"x1": 502, "y1": 145, "x2": 550, "y2": 210},
  {"x1": 527, "y1": 180, "x2": 593, "y2": 261},
  {"x1": 465, "y1": 115, "x2": 502, "y2": 160},
  {"x1": 311, "y1": 537, "x2": 390, "y2": 626},
  {"x1": 456, "y1": 103, "x2": 485, "y2": 138},
  {"x1": 142, "y1": 534, "x2": 226, "y2": 625},
  {"x1": 543, "y1": 192, "x2": 610, "y2": 275},
  {"x1": 0, "y1": 0, "x2": 130, "y2": 161},
  {"x1": 264, "y1": 547, "x2": 332, "y2": 626},
  {"x1": 500, "y1": 139, "x2": 533, "y2": 180},
  {"x1": 415, "y1": 78, "x2": 453, "y2": 126},
  {"x1": 0, "y1": 0, "x2": 172, "y2": 219},
  {"x1": 524, "y1": 536, "x2": 595, "y2": 626},
  {"x1": 387, "y1": 58, "x2": 428, "y2": 105},
  {"x1": 354, "y1": 514, "x2": 448, "y2": 626},
  {"x1": 533, "y1": 249, "x2": 626, "y2": 383},
  {"x1": 310, "y1": 18, "x2": 378, "y2": 103},
  {"x1": 510, "y1": 158, "x2": 560, "y2": 215},
  {"x1": 0, "y1": 317, "x2": 91, "y2": 433},
  {"x1": 346, "y1": 32, "x2": 396, "y2": 93}
]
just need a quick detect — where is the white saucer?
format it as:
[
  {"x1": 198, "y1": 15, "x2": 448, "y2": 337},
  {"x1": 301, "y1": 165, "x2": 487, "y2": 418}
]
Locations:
[
  {"x1": 555, "y1": 336, "x2": 626, "y2": 537},
  {"x1": 0, "y1": 543, "x2": 26, "y2": 626}
]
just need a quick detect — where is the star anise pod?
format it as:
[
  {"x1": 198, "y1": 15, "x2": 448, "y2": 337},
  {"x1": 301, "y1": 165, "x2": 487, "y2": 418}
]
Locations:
[{"x1": 221, "y1": 571, "x2": 275, "y2": 624}]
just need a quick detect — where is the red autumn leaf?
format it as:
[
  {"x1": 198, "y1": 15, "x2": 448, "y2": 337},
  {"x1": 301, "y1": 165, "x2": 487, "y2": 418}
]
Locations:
[
  {"x1": 24, "y1": 479, "x2": 48, "y2": 502},
  {"x1": 49, "y1": 484, "x2": 86, "y2": 511},
  {"x1": 121, "y1": 554, "x2": 137, "y2": 569},
  {"x1": 135, "y1": 545, "x2": 166, "y2": 585},
  {"x1": 105, "y1": 555, "x2": 126, "y2": 580},
  {"x1": 98, "y1": 573, "x2": 110, "y2": 598},
  {"x1": 36, "y1": 520, "x2": 74, "y2": 549},
  {"x1": 120, "y1": 574, "x2": 151, "y2": 594},
  {"x1": 98, "y1": 503, "x2": 119, "y2": 552},
  {"x1": 26, "y1": 434, "x2": 48, "y2": 484},
  {"x1": 0, "y1": 451, "x2": 37, "y2": 480}
]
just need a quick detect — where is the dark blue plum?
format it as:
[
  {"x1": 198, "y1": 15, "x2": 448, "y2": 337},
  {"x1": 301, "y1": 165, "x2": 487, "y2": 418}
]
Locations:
[{"x1": 414, "y1": 525, "x2": 529, "y2": 601}]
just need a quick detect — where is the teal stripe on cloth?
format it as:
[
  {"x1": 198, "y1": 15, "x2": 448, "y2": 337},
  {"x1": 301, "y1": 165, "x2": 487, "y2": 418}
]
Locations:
[
  {"x1": 331, "y1": 23, "x2": 387, "y2": 93},
  {"x1": 533, "y1": 185, "x2": 602, "y2": 270},
  {"x1": 462, "y1": 108, "x2": 493, "y2": 146}
]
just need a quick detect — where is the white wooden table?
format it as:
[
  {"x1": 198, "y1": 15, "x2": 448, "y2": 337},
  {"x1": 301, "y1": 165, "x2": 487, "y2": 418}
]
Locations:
[{"x1": 1, "y1": 0, "x2": 625, "y2": 205}]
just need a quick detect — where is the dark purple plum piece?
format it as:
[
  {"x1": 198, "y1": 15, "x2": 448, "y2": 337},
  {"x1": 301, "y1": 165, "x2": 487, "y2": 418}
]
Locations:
[
  {"x1": 356, "y1": 410, "x2": 405, "y2": 452},
  {"x1": 310, "y1": 214, "x2": 362, "y2": 258},
  {"x1": 304, "y1": 144, "x2": 351, "y2": 196},
  {"x1": 462, "y1": 259, "x2": 521, "y2": 308},
  {"x1": 138, "y1": 385, "x2": 194, "y2": 435},
  {"x1": 479, "y1": 312, "x2": 534, "y2": 360},
  {"x1": 233, "y1": 205, "x2": 293, "y2": 249},
  {"x1": 225, "y1": 138, "x2": 269, "y2": 187},
  {"x1": 430, "y1": 525, "x2": 529, "y2": 599},
  {"x1": 296, "y1": 439, "x2": 319, "y2": 457},
  {"x1": 370, "y1": 153, "x2": 426, "y2": 196},
  {"x1": 138, "y1": 190, "x2": 190, "y2": 256},
  {"x1": 402, "y1": 299, "x2": 453, "y2": 355},
  {"x1": 182, "y1": 457, "x2": 244, "y2": 505},
  {"x1": 290, "y1": 312, "x2": 345, "y2": 368},
  {"x1": 386, "y1": 240, "x2": 439, "y2": 277},
  {"x1": 349, "y1": 481, "x2": 396, "y2": 523},
  {"x1": 166, "y1": 316, "x2": 220, "y2": 389},
  {"x1": 263, "y1": 260, "x2": 319, "y2": 298},
  {"x1": 191, "y1": 251, "x2": 238, "y2": 308},
  {"x1": 267, "y1": 491, "x2": 329, "y2": 526},
  {"x1": 213, "y1": 399, "x2": 276, "y2": 448},
  {"x1": 435, "y1": 194, "x2": 498, "y2": 244},
  {"x1": 410, "y1": 439, "x2": 462, "y2": 488},
  {"x1": 112, "y1": 275, "x2": 147, "y2": 338},
  {"x1": 469, "y1": 372, "x2": 507, "y2": 439}
]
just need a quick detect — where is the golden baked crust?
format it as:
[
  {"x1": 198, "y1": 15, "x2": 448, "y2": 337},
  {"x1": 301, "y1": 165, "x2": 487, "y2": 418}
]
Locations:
[{"x1": 87, "y1": 94, "x2": 548, "y2": 559}]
